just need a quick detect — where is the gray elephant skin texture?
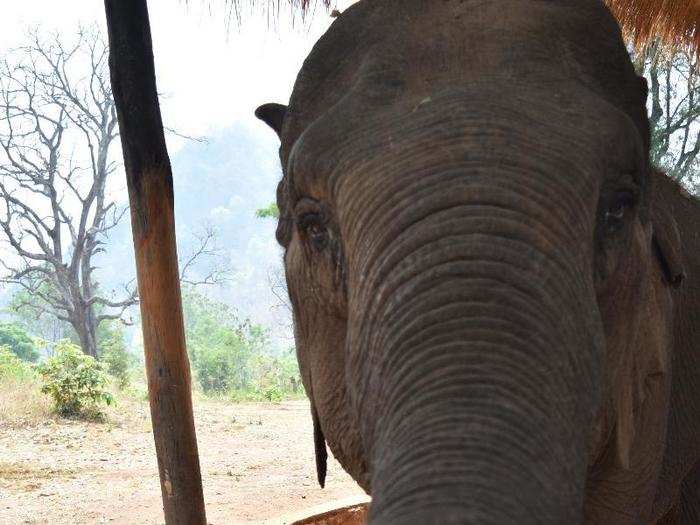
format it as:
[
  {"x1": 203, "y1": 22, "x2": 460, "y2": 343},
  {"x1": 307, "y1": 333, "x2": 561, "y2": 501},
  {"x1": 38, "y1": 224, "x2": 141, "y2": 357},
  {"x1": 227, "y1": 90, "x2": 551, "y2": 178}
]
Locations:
[{"x1": 255, "y1": 0, "x2": 700, "y2": 523}]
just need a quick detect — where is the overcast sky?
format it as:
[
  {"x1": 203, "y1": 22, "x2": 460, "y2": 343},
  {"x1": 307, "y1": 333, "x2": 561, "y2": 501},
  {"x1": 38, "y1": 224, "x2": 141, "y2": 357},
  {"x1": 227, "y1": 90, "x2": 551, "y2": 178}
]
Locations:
[{"x1": 0, "y1": 0, "x2": 355, "y2": 151}]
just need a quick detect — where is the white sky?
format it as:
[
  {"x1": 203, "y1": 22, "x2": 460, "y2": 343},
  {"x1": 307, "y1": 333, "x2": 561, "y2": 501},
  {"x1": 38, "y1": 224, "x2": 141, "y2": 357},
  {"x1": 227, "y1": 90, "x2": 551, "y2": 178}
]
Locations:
[
  {"x1": 0, "y1": 0, "x2": 356, "y2": 152},
  {"x1": 0, "y1": 0, "x2": 356, "y2": 306}
]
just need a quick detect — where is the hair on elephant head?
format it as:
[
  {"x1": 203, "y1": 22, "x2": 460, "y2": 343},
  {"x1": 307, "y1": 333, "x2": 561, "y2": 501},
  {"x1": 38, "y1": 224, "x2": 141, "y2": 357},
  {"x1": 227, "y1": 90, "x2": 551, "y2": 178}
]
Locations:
[{"x1": 256, "y1": 0, "x2": 700, "y2": 523}]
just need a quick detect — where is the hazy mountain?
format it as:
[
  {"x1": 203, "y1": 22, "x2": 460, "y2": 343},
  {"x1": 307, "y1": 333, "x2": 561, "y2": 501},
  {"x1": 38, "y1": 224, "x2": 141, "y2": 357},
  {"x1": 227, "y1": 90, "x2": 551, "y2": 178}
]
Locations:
[{"x1": 170, "y1": 122, "x2": 293, "y2": 348}]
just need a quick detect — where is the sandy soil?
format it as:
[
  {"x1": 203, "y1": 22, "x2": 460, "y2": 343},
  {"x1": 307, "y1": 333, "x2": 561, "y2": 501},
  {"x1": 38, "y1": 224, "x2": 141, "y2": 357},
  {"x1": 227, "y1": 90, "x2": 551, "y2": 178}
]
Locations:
[{"x1": 0, "y1": 399, "x2": 366, "y2": 524}]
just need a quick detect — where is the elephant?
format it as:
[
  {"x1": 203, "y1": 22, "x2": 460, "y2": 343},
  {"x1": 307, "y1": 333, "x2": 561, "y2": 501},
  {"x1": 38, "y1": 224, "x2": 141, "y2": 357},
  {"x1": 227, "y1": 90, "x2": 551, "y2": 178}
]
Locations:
[{"x1": 255, "y1": 0, "x2": 700, "y2": 522}]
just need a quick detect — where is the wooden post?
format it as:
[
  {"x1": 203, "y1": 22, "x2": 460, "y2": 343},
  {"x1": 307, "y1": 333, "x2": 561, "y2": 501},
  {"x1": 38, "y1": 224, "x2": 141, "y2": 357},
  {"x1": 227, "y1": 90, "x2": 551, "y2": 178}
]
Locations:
[{"x1": 102, "y1": 2, "x2": 207, "y2": 523}]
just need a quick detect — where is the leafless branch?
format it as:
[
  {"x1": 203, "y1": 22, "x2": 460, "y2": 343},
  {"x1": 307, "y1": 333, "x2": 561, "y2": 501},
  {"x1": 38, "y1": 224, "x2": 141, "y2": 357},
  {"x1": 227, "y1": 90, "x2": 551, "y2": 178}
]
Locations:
[
  {"x1": 163, "y1": 126, "x2": 208, "y2": 144},
  {"x1": 179, "y1": 224, "x2": 232, "y2": 287},
  {"x1": 637, "y1": 43, "x2": 700, "y2": 192}
]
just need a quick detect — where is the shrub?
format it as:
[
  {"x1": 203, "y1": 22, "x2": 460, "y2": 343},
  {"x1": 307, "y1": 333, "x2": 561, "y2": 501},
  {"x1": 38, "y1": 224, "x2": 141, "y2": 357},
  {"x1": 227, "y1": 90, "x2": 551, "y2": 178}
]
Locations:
[
  {"x1": 182, "y1": 287, "x2": 304, "y2": 400},
  {"x1": 260, "y1": 385, "x2": 283, "y2": 402},
  {"x1": 0, "y1": 323, "x2": 38, "y2": 362},
  {"x1": 184, "y1": 288, "x2": 262, "y2": 394},
  {"x1": 191, "y1": 341, "x2": 239, "y2": 394},
  {"x1": 0, "y1": 345, "x2": 34, "y2": 380},
  {"x1": 247, "y1": 350, "x2": 302, "y2": 402},
  {"x1": 36, "y1": 340, "x2": 113, "y2": 418},
  {"x1": 255, "y1": 202, "x2": 279, "y2": 219},
  {"x1": 99, "y1": 324, "x2": 135, "y2": 389}
]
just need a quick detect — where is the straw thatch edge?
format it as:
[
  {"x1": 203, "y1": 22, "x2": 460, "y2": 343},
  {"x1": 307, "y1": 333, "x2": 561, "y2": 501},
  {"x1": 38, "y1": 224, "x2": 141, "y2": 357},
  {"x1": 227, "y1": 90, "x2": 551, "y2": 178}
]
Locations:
[{"x1": 605, "y1": 0, "x2": 699, "y2": 52}]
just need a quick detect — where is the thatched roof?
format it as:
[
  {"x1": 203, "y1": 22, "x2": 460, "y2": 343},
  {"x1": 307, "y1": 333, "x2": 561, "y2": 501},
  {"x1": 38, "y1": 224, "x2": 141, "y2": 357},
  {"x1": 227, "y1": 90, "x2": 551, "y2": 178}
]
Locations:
[
  {"x1": 304, "y1": 1, "x2": 698, "y2": 52},
  {"x1": 606, "y1": 0, "x2": 699, "y2": 51},
  {"x1": 213, "y1": 1, "x2": 697, "y2": 52},
  {"x1": 220, "y1": 0, "x2": 331, "y2": 14}
]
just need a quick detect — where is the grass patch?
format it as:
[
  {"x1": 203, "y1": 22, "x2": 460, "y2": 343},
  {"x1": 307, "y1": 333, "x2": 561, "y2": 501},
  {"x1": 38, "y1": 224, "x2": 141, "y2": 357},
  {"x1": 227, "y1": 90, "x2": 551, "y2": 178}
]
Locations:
[
  {"x1": 0, "y1": 461, "x2": 77, "y2": 492},
  {"x1": 0, "y1": 372, "x2": 148, "y2": 429},
  {"x1": 0, "y1": 461, "x2": 76, "y2": 481},
  {"x1": 0, "y1": 375, "x2": 52, "y2": 428},
  {"x1": 0, "y1": 360, "x2": 305, "y2": 433}
]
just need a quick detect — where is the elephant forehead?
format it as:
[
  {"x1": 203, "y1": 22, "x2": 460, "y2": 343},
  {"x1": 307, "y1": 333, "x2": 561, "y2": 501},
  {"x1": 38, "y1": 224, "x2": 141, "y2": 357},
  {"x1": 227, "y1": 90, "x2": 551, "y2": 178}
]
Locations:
[
  {"x1": 282, "y1": 0, "x2": 647, "y2": 162},
  {"x1": 285, "y1": 84, "x2": 643, "y2": 213}
]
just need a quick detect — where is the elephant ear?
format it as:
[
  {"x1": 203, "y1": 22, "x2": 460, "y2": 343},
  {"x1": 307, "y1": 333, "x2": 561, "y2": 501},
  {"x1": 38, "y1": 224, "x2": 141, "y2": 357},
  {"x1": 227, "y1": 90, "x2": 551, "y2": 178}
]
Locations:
[
  {"x1": 255, "y1": 103, "x2": 287, "y2": 139},
  {"x1": 651, "y1": 187, "x2": 686, "y2": 289},
  {"x1": 311, "y1": 403, "x2": 328, "y2": 488}
]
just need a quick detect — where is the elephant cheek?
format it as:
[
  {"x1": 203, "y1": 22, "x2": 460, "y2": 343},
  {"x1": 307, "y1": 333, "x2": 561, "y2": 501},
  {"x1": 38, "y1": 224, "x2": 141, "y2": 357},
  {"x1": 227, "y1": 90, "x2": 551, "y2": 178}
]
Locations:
[
  {"x1": 304, "y1": 318, "x2": 371, "y2": 492},
  {"x1": 286, "y1": 252, "x2": 370, "y2": 491},
  {"x1": 586, "y1": 223, "x2": 673, "y2": 519}
]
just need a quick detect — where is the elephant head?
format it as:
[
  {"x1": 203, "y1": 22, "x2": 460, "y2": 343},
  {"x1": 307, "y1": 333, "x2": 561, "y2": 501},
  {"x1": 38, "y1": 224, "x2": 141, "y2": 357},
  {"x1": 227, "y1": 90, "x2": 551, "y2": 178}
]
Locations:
[{"x1": 256, "y1": 0, "x2": 688, "y2": 522}]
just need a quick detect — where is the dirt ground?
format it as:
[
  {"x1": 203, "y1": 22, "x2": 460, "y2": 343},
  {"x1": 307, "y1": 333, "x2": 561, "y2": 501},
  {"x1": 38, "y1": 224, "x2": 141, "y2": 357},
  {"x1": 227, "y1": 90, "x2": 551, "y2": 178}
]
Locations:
[{"x1": 0, "y1": 398, "x2": 367, "y2": 524}]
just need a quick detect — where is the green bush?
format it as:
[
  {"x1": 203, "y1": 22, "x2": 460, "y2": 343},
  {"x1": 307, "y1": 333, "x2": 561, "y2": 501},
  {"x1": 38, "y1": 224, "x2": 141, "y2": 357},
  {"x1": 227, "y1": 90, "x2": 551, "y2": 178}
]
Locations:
[
  {"x1": 248, "y1": 350, "x2": 302, "y2": 401},
  {"x1": 36, "y1": 340, "x2": 113, "y2": 418},
  {"x1": 184, "y1": 288, "x2": 261, "y2": 394},
  {"x1": 191, "y1": 341, "x2": 240, "y2": 394},
  {"x1": 260, "y1": 385, "x2": 284, "y2": 402},
  {"x1": 255, "y1": 202, "x2": 279, "y2": 219},
  {"x1": 0, "y1": 323, "x2": 38, "y2": 362},
  {"x1": 98, "y1": 323, "x2": 135, "y2": 389},
  {"x1": 0, "y1": 345, "x2": 35, "y2": 380},
  {"x1": 182, "y1": 287, "x2": 303, "y2": 400}
]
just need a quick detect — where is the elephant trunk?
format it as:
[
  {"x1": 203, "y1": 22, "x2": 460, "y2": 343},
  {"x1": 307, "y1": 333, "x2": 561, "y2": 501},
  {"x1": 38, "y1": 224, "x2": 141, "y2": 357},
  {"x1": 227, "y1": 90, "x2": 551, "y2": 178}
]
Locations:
[{"x1": 342, "y1": 157, "x2": 604, "y2": 523}]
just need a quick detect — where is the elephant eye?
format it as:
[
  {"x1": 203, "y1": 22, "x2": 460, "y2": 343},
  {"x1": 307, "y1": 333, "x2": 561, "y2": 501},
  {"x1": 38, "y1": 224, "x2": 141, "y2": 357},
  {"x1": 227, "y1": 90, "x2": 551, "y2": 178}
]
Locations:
[
  {"x1": 298, "y1": 212, "x2": 328, "y2": 251},
  {"x1": 604, "y1": 190, "x2": 635, "y2": 234}
]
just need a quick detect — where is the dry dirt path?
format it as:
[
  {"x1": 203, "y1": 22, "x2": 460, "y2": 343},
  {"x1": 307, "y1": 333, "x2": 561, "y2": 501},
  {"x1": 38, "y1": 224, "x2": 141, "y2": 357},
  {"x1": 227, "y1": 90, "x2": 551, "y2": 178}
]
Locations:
[{"x1": 0, "y1": 399, "x2": 366, "y2": 524}]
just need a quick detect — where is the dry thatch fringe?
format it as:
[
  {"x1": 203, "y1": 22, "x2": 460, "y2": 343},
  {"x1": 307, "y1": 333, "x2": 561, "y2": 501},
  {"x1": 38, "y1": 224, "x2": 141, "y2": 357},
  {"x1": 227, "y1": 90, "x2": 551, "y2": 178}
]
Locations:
[
  {"x1": 605, "y1": 0, "x2": 700, "y2": 54},
  {"x1": 180, "y1": 0, "x2": 333, "y2": 31},
  {"x1": 181, "y1": 0, "x2": 330, "y2": 7},
  {"x1": 187, "y1": 1, "x2": 699, "y2": 53},
  {"x1": 181, "y1": 0, "x2": 332, "y2": 18}
]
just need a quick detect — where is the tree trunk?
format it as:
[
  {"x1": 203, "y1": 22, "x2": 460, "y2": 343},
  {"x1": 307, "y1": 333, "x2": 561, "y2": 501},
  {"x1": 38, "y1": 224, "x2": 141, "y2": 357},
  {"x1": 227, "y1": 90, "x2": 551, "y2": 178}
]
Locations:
[
  {"x1": 73, "y1": 310, "x2": 98, "y2": 358},
  {"x1": 102, "y1": 2, "x2": 207, "y2": 524},
  {"x1": 80, "y1": 247, "x2": 99, "y2": 358}
]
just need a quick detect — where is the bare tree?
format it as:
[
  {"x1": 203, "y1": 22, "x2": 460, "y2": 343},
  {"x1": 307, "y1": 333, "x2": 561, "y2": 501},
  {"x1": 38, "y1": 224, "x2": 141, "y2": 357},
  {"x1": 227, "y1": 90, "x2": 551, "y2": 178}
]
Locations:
[
  {"x1": 0, "y1": 28, "x2": 134, "y2": 357},
  {"x1": 179, "y1": 224, "x2": 232, "y2": 287},
  {"x1": 635, "y1": 43, "x2": 700, "y2": 193}
]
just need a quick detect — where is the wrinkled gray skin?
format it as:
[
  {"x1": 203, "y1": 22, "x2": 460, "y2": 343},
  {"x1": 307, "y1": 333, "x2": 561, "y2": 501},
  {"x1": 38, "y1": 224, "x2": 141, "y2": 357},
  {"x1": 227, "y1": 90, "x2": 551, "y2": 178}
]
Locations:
[{"x1": 256, "y1": 0, "x2": 700, "y2": 523}]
